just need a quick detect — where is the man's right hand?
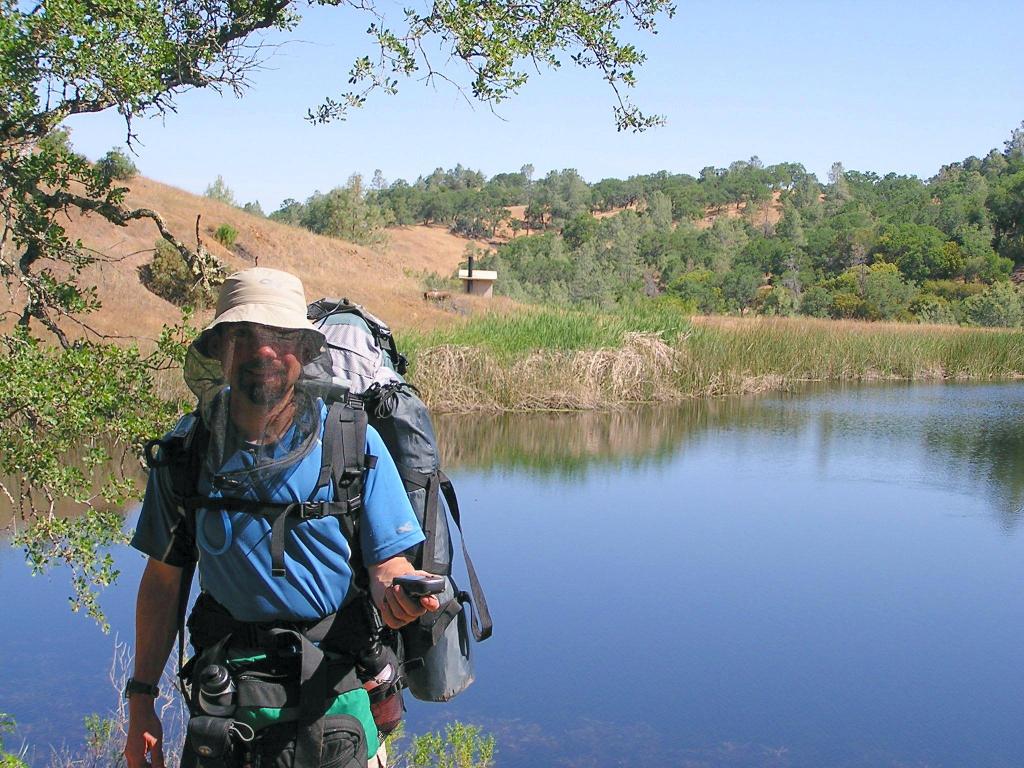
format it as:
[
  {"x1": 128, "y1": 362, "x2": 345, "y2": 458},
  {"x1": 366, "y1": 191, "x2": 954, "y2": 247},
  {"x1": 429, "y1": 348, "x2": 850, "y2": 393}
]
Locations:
[{"x1": 124, "y1": 699, "x2": 164, "y2": 768}]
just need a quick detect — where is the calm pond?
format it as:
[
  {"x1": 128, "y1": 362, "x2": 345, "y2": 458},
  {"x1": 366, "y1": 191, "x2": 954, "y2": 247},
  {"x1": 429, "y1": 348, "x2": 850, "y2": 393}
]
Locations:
[{"x1": 3, "y1": 382, "x2": 1024, "y2": 767}]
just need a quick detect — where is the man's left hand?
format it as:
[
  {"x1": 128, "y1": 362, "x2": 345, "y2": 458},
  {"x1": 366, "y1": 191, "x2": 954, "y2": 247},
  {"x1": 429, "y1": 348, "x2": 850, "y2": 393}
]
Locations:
[
  {"x1": 368, "y1": 557, "x2": 442, "y2": 629},
  {"x1": 381, "y1": 570, "x2": 442, "y2": 628}
]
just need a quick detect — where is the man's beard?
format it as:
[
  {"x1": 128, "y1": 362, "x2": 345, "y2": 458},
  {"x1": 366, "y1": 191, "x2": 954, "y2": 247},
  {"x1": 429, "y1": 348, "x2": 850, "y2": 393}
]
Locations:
[{"x1": 239, "y1": 365, "x2": 290, "y2": 406}]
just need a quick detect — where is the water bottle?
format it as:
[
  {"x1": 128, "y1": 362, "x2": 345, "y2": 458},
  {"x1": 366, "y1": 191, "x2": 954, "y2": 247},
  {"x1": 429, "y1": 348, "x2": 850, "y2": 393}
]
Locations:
[
  {"x1": 358, "y1": 640, "x2": 403, "y2": 736},
  {"x1": 198, "y1": 664, "x2": 236, "y2": 717}
]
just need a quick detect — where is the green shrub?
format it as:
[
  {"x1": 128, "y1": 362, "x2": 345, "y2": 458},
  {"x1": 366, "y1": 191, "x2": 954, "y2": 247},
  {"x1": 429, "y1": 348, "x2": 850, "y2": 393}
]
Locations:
[
  {"x1": 757, "y1": 285, "x2": 798, "y2": 316},
  {"x1": 911, "y1": 294, "x2": 958, "y2": 325},
  {"x1": 963, "y1": 281, "x2": 1024, "y2": 328},
  {"x1": 921, "y1": 279, "x2": 986, "y2": 302},
  {"x1": 649, "y1": 292, "x2": 697, "y2": 316},
  {"x1": 403, "y1": 722, "x2": 495, "y2": 768},
  {"x1": 141, "y1": 239, "x2": 218, "y2": 307},
  {"x1": 799, "y1": 285, "x2": 832, "y2": 318},
  {"x1": 859, "y1": 263, "x2": 916, "y2": 320},
  {"x1": 95, "y1": 147, "x2": 138, "y2": 180},
  {"x1": 830, "y1": 290, "x2": 862, "y2": 319},
  {"x1": 214, "y1": 223, "x2": 238, "y2": 247},
  {"x1": 423, "y1": 271, "x2": 458, "y2": 292},
  {"x1": 668, "y1": 269, "x2": 723, "y2": 314}
]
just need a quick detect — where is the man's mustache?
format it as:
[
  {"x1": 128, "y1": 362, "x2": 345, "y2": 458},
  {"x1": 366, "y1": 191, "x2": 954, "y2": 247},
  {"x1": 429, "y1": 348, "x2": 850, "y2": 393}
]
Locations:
[{"x1": 241, "y1": 362, "x2": 285, "y2": 374}]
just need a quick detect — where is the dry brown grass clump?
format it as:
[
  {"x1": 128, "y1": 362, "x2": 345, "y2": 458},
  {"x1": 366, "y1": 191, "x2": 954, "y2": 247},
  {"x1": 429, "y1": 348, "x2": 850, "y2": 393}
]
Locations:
[
  {"x1": 409, "y1": 311, "x2": 1024, "y2": 413},
  {"x1": 414, "y1": 332, "x2": 684, "y2": 412}
]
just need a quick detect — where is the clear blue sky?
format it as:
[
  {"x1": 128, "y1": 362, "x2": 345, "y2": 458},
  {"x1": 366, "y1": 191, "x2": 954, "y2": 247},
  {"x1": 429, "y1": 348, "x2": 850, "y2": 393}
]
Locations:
[{"x1": 66, "y1": 0, "x2": 1024, "y2": 211}]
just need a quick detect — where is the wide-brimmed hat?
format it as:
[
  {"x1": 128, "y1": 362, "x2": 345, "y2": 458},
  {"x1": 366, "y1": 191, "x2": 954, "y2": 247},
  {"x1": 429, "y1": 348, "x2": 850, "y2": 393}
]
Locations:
[{"x1": 193, "y1": 267, "x2": 324, "y2": 356}]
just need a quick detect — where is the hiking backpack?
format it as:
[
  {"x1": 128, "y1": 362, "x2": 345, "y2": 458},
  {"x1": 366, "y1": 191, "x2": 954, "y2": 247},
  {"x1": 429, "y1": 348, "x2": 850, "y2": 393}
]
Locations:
[
  {"x1": 143, "y1": 393, "x2": 391, "y2": 765},
  {"x1": 305, "y1": 298, "x2": 492, "y2": 702}
]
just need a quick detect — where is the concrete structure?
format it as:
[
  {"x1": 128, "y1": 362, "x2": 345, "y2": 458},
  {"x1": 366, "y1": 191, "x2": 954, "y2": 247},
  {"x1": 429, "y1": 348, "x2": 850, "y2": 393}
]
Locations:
[{"x1": 458, "y1": 268, "x2": 498, "y2": 298}]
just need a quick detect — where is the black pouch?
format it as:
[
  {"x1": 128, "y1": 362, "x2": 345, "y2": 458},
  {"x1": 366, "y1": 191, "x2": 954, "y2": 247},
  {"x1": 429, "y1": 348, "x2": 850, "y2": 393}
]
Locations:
[
  {"x1": 187, "y1": 716, "x2": 254, "y2": 768},
  {"x1": 253, "y1": 715, "x2": 367, "y2": 768}
]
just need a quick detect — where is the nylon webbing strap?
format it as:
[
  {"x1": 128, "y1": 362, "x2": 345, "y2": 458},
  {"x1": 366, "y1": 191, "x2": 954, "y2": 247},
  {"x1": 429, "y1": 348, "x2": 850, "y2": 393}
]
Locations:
[
  {"x1": 325, "y1": 400, "x2": 367, "y2": 513},
  {"x1": 240, "y1": 501, "x2": 327, "y2": 578},
  {"x1": 181, "y1": 495, "x2": 353, "y2": 580},
  {"x1": 263, "y1": 629, "x2": 329, "y2": 768},
  {"x1": 269, "y1": 504, "x2": 308, "y2": 578},
  {"x1": 438, "y1": 471, "x2": 493, "y2": 642},
  {"x1": 168, "y1": 416, "x2": 207, "y2": 685},
  {"x1": 315, "y1": 427, "x2": 333, "y2": 491},
  {"x1": 325, "y1": 400, "x2": 371, "y2": 565},
  {"x1": 429, "y1": 597, "x2": 464, "y2": 645},
  {"x1": 186, "y1": 591, "x2": 371, "y2": 655},
  {"x1": 396, "y1": 465, "x2": 431, "y2": 490},
  {"x1": 422, "y1": 473, "x2": 443, "y2": 575},
  {"x1": 395, "y1": 464, "x2": 446, "y2": 574}
]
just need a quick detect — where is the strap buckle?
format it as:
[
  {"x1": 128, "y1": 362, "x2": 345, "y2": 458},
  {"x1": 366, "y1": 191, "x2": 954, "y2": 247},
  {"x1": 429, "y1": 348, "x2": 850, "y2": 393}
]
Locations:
[
  {"x1": 336, "y1": 468, "x2": 362, "y2": 488},
  {"x1": 288, "y1": 501, "x2": 327, "y2": 520}
]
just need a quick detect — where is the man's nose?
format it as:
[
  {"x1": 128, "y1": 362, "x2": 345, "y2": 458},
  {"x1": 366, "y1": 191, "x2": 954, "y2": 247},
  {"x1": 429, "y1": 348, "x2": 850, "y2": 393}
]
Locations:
[{"x1": 253, "y1": 340, "x2": 280, "y2": 359}]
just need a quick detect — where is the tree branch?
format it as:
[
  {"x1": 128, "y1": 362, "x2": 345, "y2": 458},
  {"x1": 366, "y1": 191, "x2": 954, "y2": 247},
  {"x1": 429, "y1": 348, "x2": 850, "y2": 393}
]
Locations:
[{"x1": 39, "y1": 189, "x2": 225, "y2": 293}]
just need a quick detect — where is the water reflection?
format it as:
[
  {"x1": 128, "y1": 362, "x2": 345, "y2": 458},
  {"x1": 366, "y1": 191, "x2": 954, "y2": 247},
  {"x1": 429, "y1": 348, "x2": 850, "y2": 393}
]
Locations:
[
  {"x1": 0, "y1": 447, "x2": 147, "y2": 530},
  {"x1": 435, "y1": 395, "x2": 798, "y2": 477},
  {"x1": 437, "y1": 382, "x2": 1024, "y2": 530},
  {"x1": 923, "y1": 418, "x2": 1024, "y2": 531}
]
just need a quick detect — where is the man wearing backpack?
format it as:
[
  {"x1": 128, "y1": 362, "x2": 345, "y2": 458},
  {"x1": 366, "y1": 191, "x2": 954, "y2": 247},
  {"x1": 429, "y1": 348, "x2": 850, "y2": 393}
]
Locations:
[{"x1": 124, "y1": 267, "x2": 439, "y2": 768}]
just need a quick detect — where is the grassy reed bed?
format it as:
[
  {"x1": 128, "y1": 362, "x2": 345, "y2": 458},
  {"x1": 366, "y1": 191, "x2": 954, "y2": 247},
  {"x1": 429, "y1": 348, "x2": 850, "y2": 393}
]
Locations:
[{"x1": 400, "y1": 310, "x2": 1024, "y2": 413}]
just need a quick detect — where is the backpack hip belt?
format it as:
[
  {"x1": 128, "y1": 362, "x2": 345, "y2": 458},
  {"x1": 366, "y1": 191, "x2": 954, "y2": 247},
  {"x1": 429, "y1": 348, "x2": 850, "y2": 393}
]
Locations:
[{"x1": 182, "y1": 592, "x2": 383, "y2": 763}]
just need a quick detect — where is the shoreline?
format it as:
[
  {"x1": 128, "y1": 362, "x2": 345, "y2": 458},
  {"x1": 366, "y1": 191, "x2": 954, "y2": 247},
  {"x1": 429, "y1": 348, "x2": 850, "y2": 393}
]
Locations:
[{"x1": 403, "y1": 312, "x2": 1024, "y2": 413}]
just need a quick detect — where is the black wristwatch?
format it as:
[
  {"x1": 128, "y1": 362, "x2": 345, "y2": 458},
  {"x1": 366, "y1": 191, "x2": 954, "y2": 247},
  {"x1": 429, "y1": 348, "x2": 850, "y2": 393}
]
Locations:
[{"x1": 124, "y1": 678, "x2": 160, "y2": 699}]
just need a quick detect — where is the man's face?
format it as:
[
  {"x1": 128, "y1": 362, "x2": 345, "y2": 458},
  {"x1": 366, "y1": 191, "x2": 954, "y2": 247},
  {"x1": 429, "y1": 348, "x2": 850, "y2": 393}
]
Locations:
[{"x1": 212, "y1": 323, "x2": 307, "y2": 407}]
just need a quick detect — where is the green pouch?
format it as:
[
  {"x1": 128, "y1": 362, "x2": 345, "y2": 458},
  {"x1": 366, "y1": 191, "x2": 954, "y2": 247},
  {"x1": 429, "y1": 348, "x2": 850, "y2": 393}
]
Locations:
[{"x1": 228, "y1": 654, "x2": 380, "y2": 758}]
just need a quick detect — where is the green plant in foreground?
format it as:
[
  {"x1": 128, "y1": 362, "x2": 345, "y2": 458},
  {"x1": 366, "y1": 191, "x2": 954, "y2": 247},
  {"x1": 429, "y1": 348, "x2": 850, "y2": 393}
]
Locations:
[
  {"x1": 83, "y1": 714, "x2": 115, "y2": 753},
  {"x1": 0, "y1": 714, "x2": 28, "y2": 768},
  {"x1": 401, "y1": 723, "x2": 496, "y2": 768}
]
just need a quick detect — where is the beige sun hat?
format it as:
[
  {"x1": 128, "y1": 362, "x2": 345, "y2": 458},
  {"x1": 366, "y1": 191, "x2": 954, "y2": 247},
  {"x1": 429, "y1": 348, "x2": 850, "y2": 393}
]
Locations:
[{"x1": 194, "y1": 267, "x2": 325, "y2": 356}]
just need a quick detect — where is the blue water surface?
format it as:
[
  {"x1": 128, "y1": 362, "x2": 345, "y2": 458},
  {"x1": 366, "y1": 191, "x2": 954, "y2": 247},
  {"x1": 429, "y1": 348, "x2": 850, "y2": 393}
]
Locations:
[{"x1": 3, "y1": 382, "x2": 1023, "y2": 767}]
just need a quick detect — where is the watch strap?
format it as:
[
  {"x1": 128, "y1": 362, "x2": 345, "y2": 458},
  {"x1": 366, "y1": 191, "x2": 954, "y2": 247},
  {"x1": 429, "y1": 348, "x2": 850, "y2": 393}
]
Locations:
[{"x1": 124, "y1": 678, "x2": 160, "y2": 698}]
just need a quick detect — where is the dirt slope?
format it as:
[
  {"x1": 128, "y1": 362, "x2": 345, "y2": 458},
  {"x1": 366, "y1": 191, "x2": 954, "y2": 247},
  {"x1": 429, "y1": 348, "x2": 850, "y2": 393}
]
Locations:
[
  {"x1": 384, "y1": 224, "x2": 491, "y2": 275},
  {"x1": 695, "y1": 190, "x2": 784, "y2": 231},
  {"x1": 2, "y1": 176, "x2": 511, "y2": 344}
]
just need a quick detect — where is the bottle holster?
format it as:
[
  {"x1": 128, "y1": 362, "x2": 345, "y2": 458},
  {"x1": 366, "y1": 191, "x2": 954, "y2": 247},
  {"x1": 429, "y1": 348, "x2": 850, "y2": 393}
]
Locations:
[{"x1": 187, "y1": 716, "x2": 254, "y2": 768}]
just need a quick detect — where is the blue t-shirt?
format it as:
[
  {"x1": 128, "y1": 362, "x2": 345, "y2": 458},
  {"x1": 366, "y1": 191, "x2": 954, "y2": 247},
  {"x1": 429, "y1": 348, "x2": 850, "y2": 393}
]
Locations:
[{"x1": 131, "y1": 402, "x2": 424, "y2": 622}]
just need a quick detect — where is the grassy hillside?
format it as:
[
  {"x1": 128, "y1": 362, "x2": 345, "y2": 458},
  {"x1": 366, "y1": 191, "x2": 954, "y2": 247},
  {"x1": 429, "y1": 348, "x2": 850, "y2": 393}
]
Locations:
[{"x1": 1, "y1": 175, "x2": 513, "y2": 344}]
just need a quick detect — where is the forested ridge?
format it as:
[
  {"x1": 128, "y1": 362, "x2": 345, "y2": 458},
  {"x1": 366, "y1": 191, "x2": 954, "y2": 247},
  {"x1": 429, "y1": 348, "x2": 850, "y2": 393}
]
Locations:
[{"x1": 260, "y1": 124, "x2": 1024, "y2": 327}]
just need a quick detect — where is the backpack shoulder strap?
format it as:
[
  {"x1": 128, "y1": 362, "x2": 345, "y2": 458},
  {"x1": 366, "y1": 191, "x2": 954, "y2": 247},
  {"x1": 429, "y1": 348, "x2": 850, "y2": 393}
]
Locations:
[
  {"x1": 144, "y1": 414, "x2": 207, "y2": 677},
  {"x1": 319, "y1": 397, "x2": 377, "y2": 576}
]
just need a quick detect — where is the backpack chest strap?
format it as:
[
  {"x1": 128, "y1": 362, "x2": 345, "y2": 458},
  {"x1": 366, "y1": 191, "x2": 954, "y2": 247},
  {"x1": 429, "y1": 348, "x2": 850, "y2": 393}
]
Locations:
[{"x1": 183, "y1": 497, "x2": 357, "y2": 579}]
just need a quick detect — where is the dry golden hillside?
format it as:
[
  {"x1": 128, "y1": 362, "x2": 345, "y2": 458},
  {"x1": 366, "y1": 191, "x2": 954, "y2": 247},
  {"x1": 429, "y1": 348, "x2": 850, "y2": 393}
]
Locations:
[
  {"x1": 2, "y1": 176, "x2": 514, "y2": 344},
  {"x1": 695, "y1": 190, "x2": 784, "y2": 231}
]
